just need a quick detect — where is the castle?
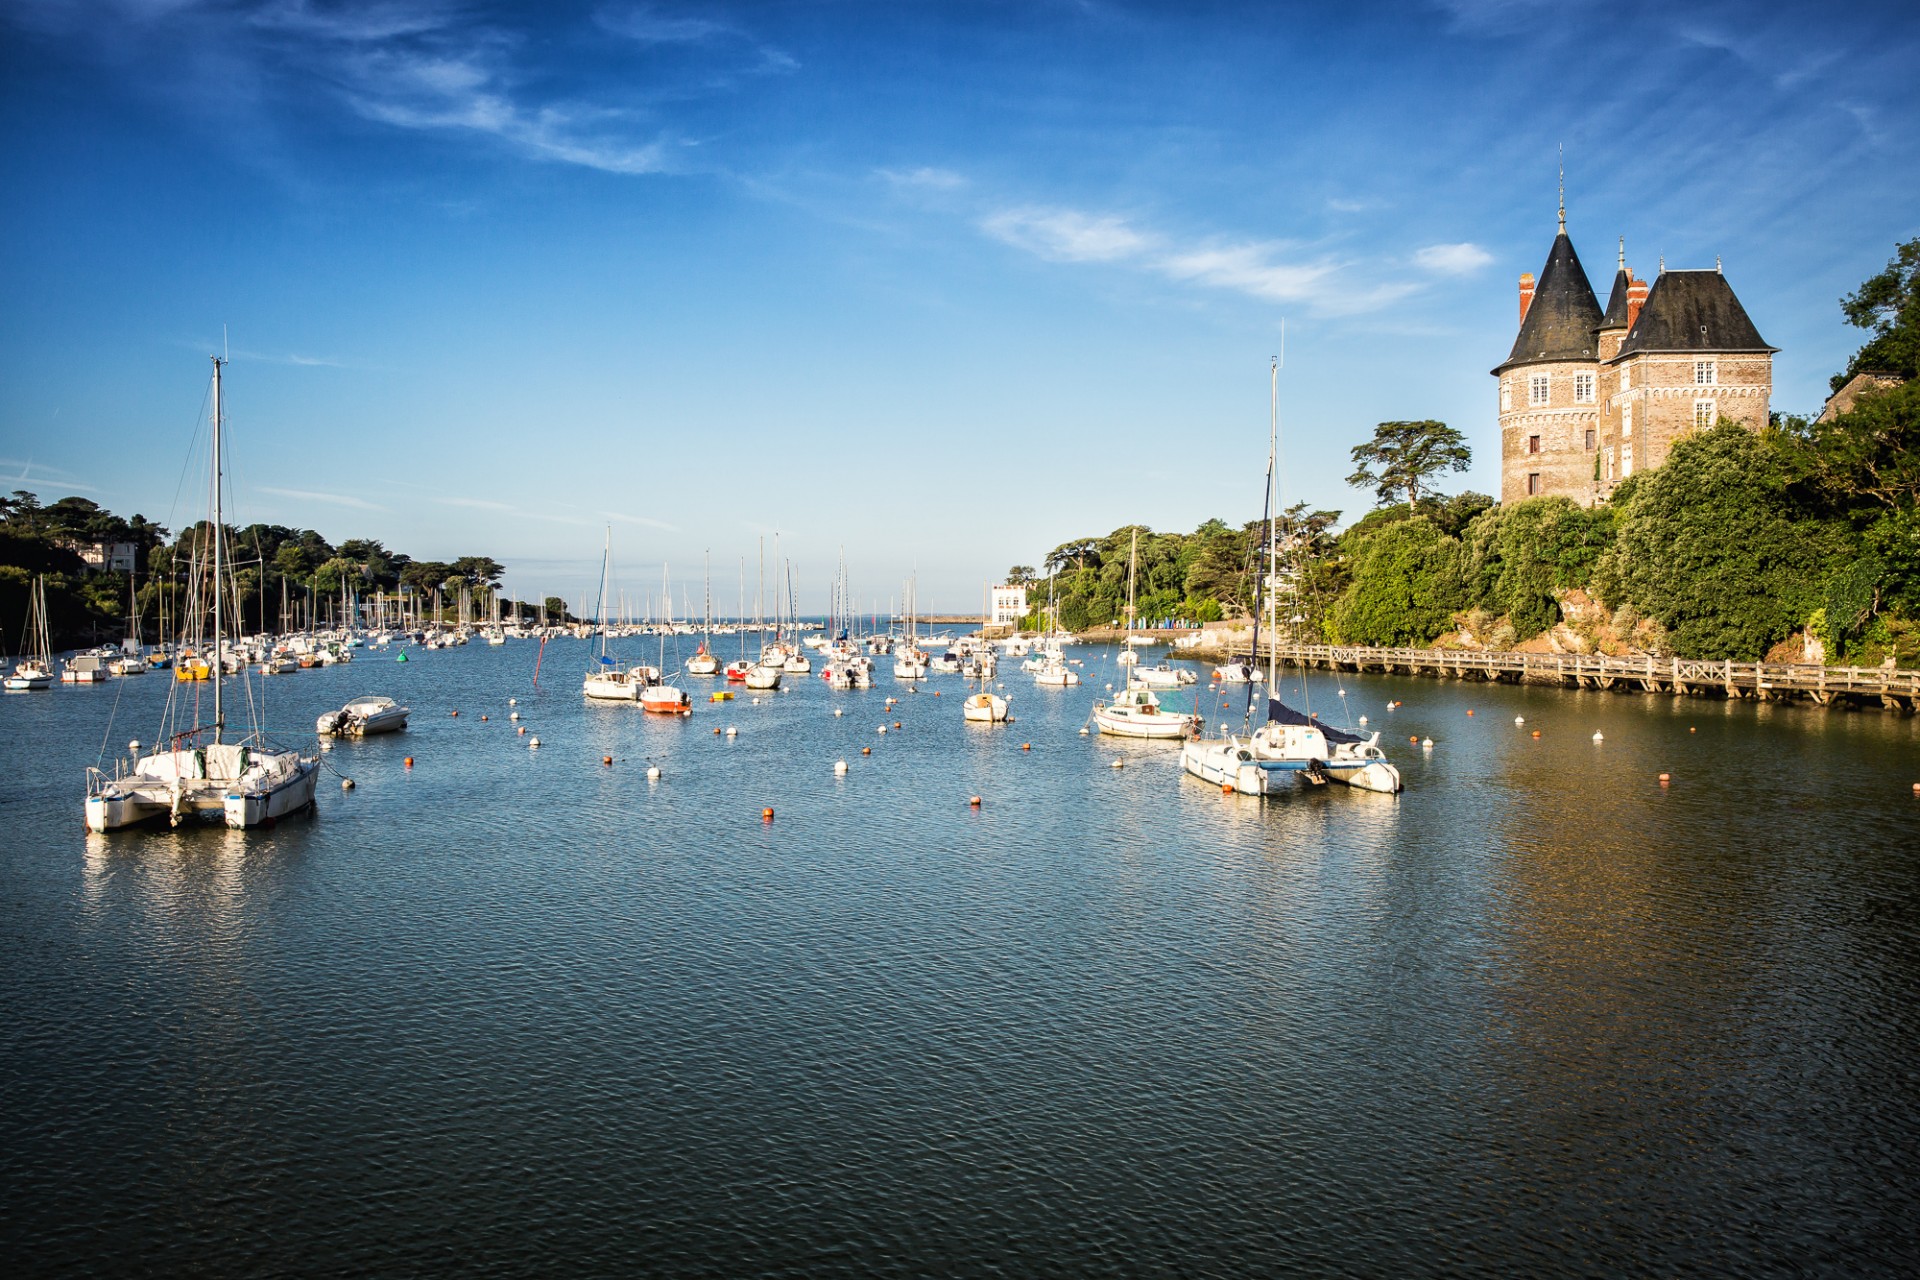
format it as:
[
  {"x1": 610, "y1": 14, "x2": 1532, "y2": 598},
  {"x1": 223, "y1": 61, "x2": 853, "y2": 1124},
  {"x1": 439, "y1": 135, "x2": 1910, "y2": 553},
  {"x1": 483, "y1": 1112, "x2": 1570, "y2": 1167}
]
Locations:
[{"x1": 1493, "y1": 205, "x2": 1775, "y2": 506}]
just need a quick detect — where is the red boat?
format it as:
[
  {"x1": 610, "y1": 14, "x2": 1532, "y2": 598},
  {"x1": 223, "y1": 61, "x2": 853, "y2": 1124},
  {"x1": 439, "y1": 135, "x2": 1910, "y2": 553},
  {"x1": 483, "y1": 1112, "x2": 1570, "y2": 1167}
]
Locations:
[{"x1": 724, "y1": 660, "x2": 751, "y2": 682}]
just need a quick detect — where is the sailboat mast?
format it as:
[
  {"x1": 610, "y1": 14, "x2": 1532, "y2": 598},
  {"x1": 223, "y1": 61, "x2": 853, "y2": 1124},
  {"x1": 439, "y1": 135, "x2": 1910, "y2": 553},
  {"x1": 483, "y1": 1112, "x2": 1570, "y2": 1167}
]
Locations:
[
  {"x1": 1264, "y1": 357, "x2": 1279, "y2": 698},
  {"x1": 211, "y1": 355, "x2": 225, "y2": 744}
]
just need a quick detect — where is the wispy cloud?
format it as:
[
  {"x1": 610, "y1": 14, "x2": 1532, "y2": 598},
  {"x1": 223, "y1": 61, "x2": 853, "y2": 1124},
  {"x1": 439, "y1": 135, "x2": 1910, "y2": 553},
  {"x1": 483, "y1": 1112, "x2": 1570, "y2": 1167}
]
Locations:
[
  {"x1": 595, "y1": 5, "x2": 733, "y2": 45},
  {"x1": 982, "y1": 207, "x2": 1154, "y2": 263},
  {"x1": 260, "y1": 485, "x2": 385, "y2": 510},
  {"x1": 605, "y1": 510, "x2": 677, "y2": 531},
  {"x1": 433, "y1": 496, "x2": 516, "y2": 512},
  {"x1": 880, "y1": 166, "x2": 968, "y2": 192},
  {"x1": 1414, "y1": 242, "x2": 1493, "y2": 275},
  {"x1": 0, "y1": 458, "x2": 103, "y2": 494},
  {"x1": 980, "y1": 202, "x2": 1415, "y2": 314}
]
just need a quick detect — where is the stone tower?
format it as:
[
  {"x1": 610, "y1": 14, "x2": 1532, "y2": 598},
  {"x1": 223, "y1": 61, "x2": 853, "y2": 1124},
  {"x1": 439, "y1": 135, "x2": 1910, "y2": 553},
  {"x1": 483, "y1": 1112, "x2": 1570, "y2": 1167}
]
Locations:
[{"x1": 1492, "y1": 207, "x2": 1603, "y2": 505}]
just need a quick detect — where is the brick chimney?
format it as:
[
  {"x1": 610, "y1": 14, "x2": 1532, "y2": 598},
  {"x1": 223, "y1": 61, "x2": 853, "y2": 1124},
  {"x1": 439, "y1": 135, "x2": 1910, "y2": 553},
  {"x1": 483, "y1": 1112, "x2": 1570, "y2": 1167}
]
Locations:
[
  {"x1": 1626, "y1": 272, "x2": 1650, "y2": 331},
  {"x1": 1518, "y1": 272, "x2": 1536, "y2": 324}
]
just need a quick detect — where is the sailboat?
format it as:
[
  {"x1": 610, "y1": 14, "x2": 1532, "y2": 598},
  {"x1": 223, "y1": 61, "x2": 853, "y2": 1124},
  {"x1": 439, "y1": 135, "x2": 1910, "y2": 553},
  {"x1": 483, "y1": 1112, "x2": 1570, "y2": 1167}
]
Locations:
[
  {"x1": 111, "y1": 574, "x2": 147, "y2": 676},
  {"x1": 1093, "y1": 531, "x2": 1195, "y2": 738},
  {"x1": 687, "y1": 552, "x2": 720, "y2": 675},
  {"x1": 584, "y1": 529, "x2": 642, "y2": 702},
  {"x1": 85, "y1": 357, "x2": 321, "y2": 830},
  {"x1": 641, "y1": 563, "x2": 691, "y2": 713},
  {"x1": 1183, "y1": 359, "x2": 1402, "y2": 795},
  {"x1": 5, "y1": 577, "x2": 55, "y2": 690}
]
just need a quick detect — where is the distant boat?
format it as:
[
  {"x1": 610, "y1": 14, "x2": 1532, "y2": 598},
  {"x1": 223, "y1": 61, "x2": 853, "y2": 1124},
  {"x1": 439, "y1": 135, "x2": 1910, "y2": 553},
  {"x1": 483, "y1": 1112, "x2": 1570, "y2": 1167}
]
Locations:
[
  {"x1": 1130, "y1": 662, "x2": 1195, "y2": 689},
  {"x1": 4, "y1": 577, "x2": 54, "y2": 690}
]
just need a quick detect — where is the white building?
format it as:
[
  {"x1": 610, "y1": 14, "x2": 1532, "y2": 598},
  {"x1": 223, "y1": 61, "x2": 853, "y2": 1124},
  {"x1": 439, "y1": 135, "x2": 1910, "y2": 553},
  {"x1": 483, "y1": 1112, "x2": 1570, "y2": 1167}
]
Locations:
[{"x1": 989, "y1": 585, "x2": 1028, "y2": 627}]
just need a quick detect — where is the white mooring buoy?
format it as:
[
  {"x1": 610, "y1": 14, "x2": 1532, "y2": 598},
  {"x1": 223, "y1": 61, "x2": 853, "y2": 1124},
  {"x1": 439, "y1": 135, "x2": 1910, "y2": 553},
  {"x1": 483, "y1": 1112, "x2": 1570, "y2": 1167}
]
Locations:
[{"x1": 834, "y1": 760, "x2": 848, "y2": 775}]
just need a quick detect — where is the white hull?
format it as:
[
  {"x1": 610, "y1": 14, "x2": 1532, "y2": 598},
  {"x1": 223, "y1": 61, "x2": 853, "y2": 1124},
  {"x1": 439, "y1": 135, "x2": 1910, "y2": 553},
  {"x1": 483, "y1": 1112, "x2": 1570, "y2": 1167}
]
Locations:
[
  {"x1": 1092, "y1": 687, "x2": 1194, "y2": 739},
  {"x1": 962, "y1": 692, "x2": 1009, "y2": 722},
  {"x1": 744, "y1": 665, "x2": 782, "y2": 690},
  {"x1": 1181, "y1": 738, "x2": 1283, "y2": 795},
  {"x1": 584, "y1": 674, "x2": 641, "y2": 701},
  {"x1": 86, "y1": 745, "x2": 320, "y2": 831},
  {"x1": 1033, "y1": 665, "x2": 1079, "y2": 686}
]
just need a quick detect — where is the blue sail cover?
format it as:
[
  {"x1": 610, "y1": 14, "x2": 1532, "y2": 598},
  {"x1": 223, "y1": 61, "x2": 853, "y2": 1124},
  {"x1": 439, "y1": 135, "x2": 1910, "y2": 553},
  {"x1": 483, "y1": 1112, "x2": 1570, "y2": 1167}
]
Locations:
[{"x1": 1268, "y1": 697, "x2": 1368, "y2": 747}]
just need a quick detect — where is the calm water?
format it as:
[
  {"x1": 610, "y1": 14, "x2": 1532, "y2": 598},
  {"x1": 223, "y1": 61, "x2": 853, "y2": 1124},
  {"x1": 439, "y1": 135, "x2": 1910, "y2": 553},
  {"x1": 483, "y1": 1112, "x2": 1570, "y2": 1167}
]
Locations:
[{"x1": 4, "y1": 639, "x2": 1918, "y2": 1276}]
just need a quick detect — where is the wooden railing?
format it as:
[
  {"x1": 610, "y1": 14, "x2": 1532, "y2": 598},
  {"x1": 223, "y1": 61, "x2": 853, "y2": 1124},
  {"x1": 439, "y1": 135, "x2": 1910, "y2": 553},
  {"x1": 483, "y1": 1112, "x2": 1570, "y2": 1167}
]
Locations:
[{"x1": 1260, "y1": 644, "x2": 1920, "y2": 709}]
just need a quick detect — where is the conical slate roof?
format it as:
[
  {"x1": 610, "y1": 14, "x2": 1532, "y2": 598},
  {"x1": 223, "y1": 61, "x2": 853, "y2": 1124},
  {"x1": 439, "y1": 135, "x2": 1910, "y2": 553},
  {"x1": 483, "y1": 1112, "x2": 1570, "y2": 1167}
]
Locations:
[
  {"x1": 1493, "y1": 231, "x2": 1603, "y2": 374},
  {"x1": 1613, "y1": 270, "x2": 1777, "y2": 357},
  {"x1": 1600, "y1": 268, "x2": 1633, "y2": 329}
]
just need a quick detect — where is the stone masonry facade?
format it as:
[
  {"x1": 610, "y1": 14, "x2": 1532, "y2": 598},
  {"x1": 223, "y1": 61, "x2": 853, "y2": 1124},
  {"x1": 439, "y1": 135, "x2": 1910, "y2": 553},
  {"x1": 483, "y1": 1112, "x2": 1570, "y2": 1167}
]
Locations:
[{"x1": 1494, "y1": 211, "x2": 1775, "y2": 507}]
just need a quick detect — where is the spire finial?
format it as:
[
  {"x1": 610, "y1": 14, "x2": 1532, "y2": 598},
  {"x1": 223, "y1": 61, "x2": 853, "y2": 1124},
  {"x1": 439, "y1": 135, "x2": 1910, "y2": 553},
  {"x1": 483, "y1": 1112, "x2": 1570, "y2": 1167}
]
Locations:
[
  {"x1": 1618, "y1": 236, "x2": 1625, "y2": 271},
  {"x1": 1716, "y1": 254, "x2": 1723, "y2": 273},
  {"x1": 1659, "y1": 253, "x2": 1665, "y2": 273},
  {"x1": 1557, "y1": 145, "x2": 1565, "y2": 232}
]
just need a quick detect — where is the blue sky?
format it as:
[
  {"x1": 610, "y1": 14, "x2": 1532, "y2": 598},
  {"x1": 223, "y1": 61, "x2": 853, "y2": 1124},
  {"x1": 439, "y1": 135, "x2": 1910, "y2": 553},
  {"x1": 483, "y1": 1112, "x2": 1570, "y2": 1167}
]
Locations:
[{"x1": 3, "y1": 0, "x2": 1916, "y2": 614}]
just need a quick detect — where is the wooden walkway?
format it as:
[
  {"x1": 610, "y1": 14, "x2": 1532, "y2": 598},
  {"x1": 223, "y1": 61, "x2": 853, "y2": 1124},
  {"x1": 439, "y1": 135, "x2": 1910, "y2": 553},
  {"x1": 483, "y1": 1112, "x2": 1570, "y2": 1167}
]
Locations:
[{"x1": 1264, "y1": 643, "x2": 1920, "y2": 713}]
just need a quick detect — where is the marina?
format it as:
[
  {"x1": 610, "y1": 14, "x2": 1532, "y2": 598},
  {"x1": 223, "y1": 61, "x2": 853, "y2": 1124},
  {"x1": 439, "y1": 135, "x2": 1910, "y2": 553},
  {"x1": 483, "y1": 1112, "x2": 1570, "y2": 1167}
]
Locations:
[{"x1": 6, "y1": 634, "x2": 1920, "y2": 1273}]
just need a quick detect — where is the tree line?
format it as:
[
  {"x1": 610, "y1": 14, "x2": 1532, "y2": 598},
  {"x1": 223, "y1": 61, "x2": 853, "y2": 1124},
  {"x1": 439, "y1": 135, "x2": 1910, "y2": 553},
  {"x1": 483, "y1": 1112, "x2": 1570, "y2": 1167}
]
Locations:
[{"x1": 1, "y1": 492, "x2": 514, "y2": 650}]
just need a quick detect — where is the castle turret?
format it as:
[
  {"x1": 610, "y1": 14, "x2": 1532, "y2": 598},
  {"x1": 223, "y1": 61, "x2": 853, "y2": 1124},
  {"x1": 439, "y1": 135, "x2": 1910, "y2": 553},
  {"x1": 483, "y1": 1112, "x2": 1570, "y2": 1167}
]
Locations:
[{"x1": 1493, "y1": 222, "x2": 1603, "y2": 505}]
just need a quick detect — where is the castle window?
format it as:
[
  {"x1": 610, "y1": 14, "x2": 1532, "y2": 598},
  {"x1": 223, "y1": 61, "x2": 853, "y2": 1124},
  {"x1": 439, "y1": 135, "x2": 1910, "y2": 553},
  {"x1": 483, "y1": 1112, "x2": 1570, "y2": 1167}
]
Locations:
[
  {"x1": 1529, "y1": 374, "x2": 1549, "y2": 406},
  {"x1": 1585, "y1": 428, "x2": 1596, "y2": 451},
  {"x1": 1623, "y1": 443, "x2": 1634, "y2": 477},
  {"x1": 1695, "y1": 399, "x2": 1716, "y2": 429},
  {"x1": 1527, "y1": 434, "x2": 1541, "y2": 454},
  {"x1": 1501, "y1": 381, "x2": 1512, "y2": 412},
  {"x1": 1622, "y1": 403, "x2": 1633, "y2": 438},
  {"x1": 1527, "y1": 473, "x2": 1541, "y2": 496},
  {"x1": 1605, "y1": 447, "x2": 1615, "y2": 481},
  {"x1": 1695, "y1": 360, "x2": 1717, "y2": 386},
  {"x1": 1574, "y1": 373, "x2": 1595, "y2": 403}
]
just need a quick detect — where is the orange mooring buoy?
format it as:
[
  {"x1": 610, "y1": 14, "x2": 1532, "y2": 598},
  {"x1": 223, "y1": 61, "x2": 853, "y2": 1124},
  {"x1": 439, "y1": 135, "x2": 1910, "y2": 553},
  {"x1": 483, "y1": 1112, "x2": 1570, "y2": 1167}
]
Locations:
[
  {"x1": 762, "y1": 807, "x2": 774, "y2": 821},
  {"x1": 862, "y1": 746, "x2": 872, "y2": 755},
  {"x1": 1221, "y1": 782, "x2": 1234, "y2": 795},
  {"x1": 603, "y1": 755, "x2": 613, "y2": 766},
  {"x1": 969, "y1": 795, "x2": 982, "y2": 808},
  {"x1": 450, "y1": 710, "x2": 458, "y2": 717},
  {"x1": 1021, "y1": 743, "x2": 1031, "y2": 751},
  {"x1": 404, "y1": 756, "x2": 414, "y2": 768},
  {"x1": 1531, "y1": 730, "x2": 1541, "y2": 738},
  {"x1": 481, "y1": 715, "x2": 488, "y2": 721},
  {"x1": 1659, "y1": 773, "x2": 1671, "y2": 784}
]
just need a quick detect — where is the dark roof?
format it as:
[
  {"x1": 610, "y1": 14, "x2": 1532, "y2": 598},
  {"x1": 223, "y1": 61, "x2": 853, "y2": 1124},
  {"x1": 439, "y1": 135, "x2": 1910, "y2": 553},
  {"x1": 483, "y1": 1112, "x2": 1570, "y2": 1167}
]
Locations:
[
  {"x1": 1493, "y1": 231, "x2": 1603, "y2": 374},
  {"x1": 1599, "y1": 268, "x2": 1633, "y2": 329},
  {"x1": 1613, "y1": 270, "x2": 1776, "y2": 358}
]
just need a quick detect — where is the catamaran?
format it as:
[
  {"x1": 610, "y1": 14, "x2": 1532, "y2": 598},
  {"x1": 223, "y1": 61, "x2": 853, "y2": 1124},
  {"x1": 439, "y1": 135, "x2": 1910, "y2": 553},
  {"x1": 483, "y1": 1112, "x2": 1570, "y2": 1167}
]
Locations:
[{"x1": 85, "y1": 357, "x2": 320, "y2": 831}]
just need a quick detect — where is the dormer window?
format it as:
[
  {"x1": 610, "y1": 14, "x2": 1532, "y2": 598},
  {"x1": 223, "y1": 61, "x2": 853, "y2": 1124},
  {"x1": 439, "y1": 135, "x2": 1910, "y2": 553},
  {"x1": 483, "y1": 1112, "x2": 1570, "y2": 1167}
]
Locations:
[
  {"x1": 1574, "y1": 373, "x2": 1594, "y2": 403},
  {"x1": 1694, "y1": 360, "x2": 1717, "y2": 385},
  {"x1": 1529, "y1": 374, "x2": 1550, "y2": 406}
]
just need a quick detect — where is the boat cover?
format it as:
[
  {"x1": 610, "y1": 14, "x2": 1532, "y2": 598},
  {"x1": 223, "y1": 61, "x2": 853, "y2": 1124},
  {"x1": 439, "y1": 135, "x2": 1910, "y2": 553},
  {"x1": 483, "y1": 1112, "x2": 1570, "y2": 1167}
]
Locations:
[{"x1": 1268, "y1": 697, "x2": 1368, "y2": 746}]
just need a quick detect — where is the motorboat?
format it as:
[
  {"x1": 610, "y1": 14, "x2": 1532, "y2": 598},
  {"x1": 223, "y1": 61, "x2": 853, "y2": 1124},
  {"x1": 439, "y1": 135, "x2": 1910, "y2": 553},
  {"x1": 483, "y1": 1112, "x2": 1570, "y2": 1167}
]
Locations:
[
  {"x1": 1033, "y1": 656, "x2": 1079, "y2": 686},
  {"x1": 641, "y1": 683, "x2": 691, "y2": 714},
  {"x1": 893, "y1": 647, "x2": 929, "y2": 680},
  {"x1": 317, "y1": 695, "x2": 410, "y2": 737},
  {"x1": 1130, "y1": 662, "x2": 1195, "y2": 689},
  {"x1": 1091, "y1": 685, "x2": 1197, "y2": 739},
  {"x1": 1214, "y1": 660, "x2": 1260, "y2": 684},
  {"x1": 783, "y1": 651, "x2": 812, "y2": 674},
  {"x1": 1181, "y1": 735, "x2": 1298, "y2": 795},
  {"x1": 62, "y1": 654, "x2": 110, "y2": 683}
]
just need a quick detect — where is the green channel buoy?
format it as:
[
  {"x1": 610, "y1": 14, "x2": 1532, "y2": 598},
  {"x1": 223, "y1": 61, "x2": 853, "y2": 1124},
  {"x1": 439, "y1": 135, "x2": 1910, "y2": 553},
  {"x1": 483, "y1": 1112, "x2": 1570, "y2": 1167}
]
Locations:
[{"x1": 397, "y1": 653, "x2": 408, "y2": 662}]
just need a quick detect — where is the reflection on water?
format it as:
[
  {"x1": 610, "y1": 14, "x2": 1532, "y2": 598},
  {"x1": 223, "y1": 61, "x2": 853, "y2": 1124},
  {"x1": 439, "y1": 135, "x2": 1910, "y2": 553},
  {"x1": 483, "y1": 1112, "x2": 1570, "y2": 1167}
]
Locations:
[{"x1": 5, "y1": 640, "x2": 1919, "y2": 1274}]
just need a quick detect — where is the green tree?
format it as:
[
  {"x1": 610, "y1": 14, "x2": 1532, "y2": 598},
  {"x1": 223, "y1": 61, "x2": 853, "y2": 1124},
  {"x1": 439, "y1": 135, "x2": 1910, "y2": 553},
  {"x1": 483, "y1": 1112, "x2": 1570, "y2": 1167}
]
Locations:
[
  {"x1": 1593, "y1": 423, "x2": 1844, "y2": 659},
  {"x1": 1835, "y1": 237, "x2": 1920, "y2": 390},
  {"x1": 1329, "y1": 516, "x2": 1467, "y2": 645},
  {"x1": 1464, "y1": 498, "x2": 1615, "y2": 640},
  {"x1": 1347, "y1": 420, "x2": 1472, "y2": 508}
]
